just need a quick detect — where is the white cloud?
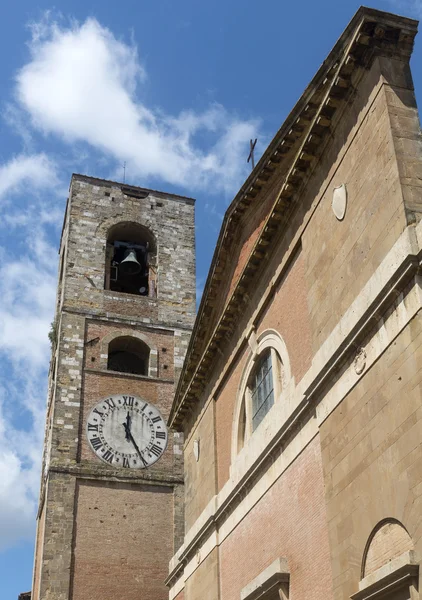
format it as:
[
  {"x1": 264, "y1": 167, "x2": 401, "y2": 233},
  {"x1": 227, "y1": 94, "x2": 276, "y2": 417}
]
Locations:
[
  {"x1": 16, "y1": 16, "x2": 259, "y2": 194},
  {"x1": 0, "y1": 153, "x2": 58, "y2": 201},
  {"x1": 0, "y1": 233, "x2": 57, "y2": 366},
  {"x1": 388, "y1": 0, "x2": 422, "y2": 17},
  {"x1": 0, "y1": 369, "x2": 49, "y2": 550},
  {"x1": 0, "y1": 11, "x2": 261, "y2": 553},
  {"x1": 0, "y1": 228, "x2": 57, "y2": 550}
]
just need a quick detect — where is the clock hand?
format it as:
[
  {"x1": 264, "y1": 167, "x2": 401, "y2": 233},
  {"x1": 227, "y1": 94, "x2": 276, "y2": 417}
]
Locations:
[
  {"x1": 121, "y1": 414, "x2": 148, "y2": 468},
  {"x1": 127, "y1": 429, "x2": 148, "y2": 468},
  {"x1": 123, "y1": 412, "x2": 131, "y2": 441}
]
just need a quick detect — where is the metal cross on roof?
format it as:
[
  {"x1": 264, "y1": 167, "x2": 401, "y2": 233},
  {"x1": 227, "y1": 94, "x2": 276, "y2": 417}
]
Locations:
[{"x1": 247, "y1": 138, "x2": 257, "y2": 170}]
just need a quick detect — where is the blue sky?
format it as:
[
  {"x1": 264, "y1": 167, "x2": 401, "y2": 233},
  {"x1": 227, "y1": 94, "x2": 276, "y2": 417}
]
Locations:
[{"x1": 0, "y1": 0, "x2": 421, "y2": 597}]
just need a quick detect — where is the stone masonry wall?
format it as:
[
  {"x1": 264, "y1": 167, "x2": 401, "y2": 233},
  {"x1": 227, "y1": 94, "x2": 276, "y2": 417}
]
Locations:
[
  {"x1": 33, "y1": 175, "x2": 195, "y2": 600},
  {"x1": 320, "y1": 312, "x2": 422, "y2": 600}
]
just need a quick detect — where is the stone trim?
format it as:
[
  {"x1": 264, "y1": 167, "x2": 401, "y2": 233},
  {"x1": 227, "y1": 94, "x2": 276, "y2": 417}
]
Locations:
[
  {"x1": 49, "y1": 465, "x2": 184, "y2": 485},
  {"x1": 241, "y1": 557, "x2": 289, "y2": 600},
  {"x1": 351, "y1": 551, "x2": 419, "y2": 600}
]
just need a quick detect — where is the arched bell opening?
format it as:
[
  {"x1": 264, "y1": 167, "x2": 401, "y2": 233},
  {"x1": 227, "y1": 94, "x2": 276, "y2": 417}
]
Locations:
[
  {"x1": 107, "y1": 336, "x2": 150, "y2": 376},
  {"x1": 104, "y1": 222, "x2": 157, "y2": 297}
]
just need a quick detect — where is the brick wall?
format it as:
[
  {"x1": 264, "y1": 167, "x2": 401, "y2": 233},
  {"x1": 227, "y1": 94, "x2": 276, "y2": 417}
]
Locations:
[
  {"x1": 364, "y1": 521, "x2": 413, "y2": 577},
  {"x1": 217, "y1": 437, "x2": 333, "y2": 600},
  {"x1": 214, "y1": 249, "x2": 312, "y2": 492},
  {"x1": 71, "y1": 480, "x2": 173, "y2": 600}
]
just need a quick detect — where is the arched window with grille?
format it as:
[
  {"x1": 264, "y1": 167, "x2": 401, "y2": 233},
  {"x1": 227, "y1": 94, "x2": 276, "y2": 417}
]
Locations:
[{"x1": 233, "y1": 330, "x2": 291, "y2": 455}]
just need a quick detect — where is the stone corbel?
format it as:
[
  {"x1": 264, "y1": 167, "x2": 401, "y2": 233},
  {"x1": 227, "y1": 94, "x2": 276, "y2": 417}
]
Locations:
[
  {"x1": 351, "y1": 551, "x2": 419, "y2": 600},
  {"x1": 240, "y1": 557, "x2": 289, "y2": 600}
]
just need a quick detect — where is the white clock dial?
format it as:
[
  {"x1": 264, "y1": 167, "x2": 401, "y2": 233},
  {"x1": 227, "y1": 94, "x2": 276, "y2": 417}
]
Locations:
[{"x1": 86, "y1": 394, "x2": 168, "y2": 469}]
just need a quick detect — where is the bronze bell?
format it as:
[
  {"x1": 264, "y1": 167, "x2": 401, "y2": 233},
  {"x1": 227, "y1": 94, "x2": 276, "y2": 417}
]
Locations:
[{"x1": 119, "y1": 249, "x2": 141, "y2": 275}]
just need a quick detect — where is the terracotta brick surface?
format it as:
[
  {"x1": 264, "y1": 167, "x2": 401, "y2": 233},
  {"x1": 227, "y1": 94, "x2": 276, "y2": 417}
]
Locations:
[
  {"x1": 84, "y1": 320, "x2": 175, "y2": 379},
  {"x1": 364, "y1": 522, "x2": 413, "y2": 577},
  {"x1": 214, "y1": 251, "x2": 312, "y2": 491},
  {"x1": 256, "y1": 250, "x2": 312, "y2": 385},
  {"x1": 72, "y1": 480, "x2": 173, "y2": 600},
  {"x1": 215, "y1": 350, "x2": 248, "y2": 492},
  {"x1": 218, "y1": 437, "x2": 333, "y2": 600}
]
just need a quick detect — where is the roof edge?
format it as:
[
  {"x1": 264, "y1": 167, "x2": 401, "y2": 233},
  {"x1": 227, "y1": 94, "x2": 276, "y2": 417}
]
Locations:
[{"x1": 169, "y1": 6, "x2": 419, "y2": 428}]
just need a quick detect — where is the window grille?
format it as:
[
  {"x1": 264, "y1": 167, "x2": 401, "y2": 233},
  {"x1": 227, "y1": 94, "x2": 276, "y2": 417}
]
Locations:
[{"x1": 251, "y1": 351, "x2": 274, "y2": 431}]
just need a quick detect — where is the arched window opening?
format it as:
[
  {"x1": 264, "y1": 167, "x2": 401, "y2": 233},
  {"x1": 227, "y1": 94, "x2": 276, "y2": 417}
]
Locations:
[
  {"x1": 237, "y1": 403, "x2": 247, "y2": 452},
  {"x1": 249, "y1": 350, "x2": 275, "y2": 432},
  {"x1": 232, "y1": 330, "x2": 291, "y2": 460},
  {"x1": 362, "y1": 520, "x2": 414, "y2": 579},
  {"x1": 107, "y1": 336, "x2": 150, "y2": 376},
  {"x1": 353, "y1": 520, "x2": 418, "y2": 600},
  {"x1": 104, "y1": 222, "x2": 157, "y2": 297}
]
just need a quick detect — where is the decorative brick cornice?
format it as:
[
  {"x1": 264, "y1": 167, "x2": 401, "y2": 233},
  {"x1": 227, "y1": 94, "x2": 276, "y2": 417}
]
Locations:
[{"x1": 169, "y1": 7, "x2": 418, "y2": 428}]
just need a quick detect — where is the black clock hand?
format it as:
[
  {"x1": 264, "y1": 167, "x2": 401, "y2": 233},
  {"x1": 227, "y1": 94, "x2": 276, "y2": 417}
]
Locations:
[
  {"x1": 122, "y1": 420, "x2": 148, "y2": 468},
  {"x1": 128, "y1": 432, "x2": 148, "y2": 468},
  {"x1": 123, "y1": 412, "x2": 131, "y2": 441}
]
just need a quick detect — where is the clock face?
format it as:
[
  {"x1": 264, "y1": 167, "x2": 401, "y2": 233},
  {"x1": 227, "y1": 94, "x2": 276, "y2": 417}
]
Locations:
[{"x1": 86, "y1": 394, "x2": 168, "y2": 469}]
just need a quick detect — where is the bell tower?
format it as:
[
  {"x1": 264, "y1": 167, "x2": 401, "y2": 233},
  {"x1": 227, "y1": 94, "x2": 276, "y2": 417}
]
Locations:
[{"x1": 31, "y1": 174, "x2": 195, "y2": 600}]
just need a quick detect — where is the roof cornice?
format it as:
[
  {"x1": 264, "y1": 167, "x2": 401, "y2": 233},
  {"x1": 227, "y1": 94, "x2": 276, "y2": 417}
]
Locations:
[{"x1": 169, "y1": 6, "x2": 418, "y2": 428}]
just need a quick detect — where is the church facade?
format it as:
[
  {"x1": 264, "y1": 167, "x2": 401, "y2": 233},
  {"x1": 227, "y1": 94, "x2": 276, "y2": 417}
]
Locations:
[{"x1": 166, "y1": 7, "x2": 422, "y2": 600}]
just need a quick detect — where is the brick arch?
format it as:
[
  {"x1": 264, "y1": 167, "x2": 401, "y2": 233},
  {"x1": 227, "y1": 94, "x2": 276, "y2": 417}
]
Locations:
[
  {"x1": 96, "y1": 216, "x2": 158, "y2": 249},
  {"x1": 362, "y1": 519, "x2": 414, "y2": 578},
  {"x1": 100, "y1": 330, "x2": 158, "y2": 378}
]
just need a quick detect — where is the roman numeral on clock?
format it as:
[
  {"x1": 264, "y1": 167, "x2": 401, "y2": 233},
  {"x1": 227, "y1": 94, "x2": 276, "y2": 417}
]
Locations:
[
  {"x1": 91, "y1": 436, "x2": 103, "y2": 451},
  {"x1": 149, "y1": 444, "x2": 162, "y2": 457},
  {"x1": 122, "y1": 457, "x2": 130, "y2": 468},
  {"x1": 156, "y1": 431, "x2": 166, "y2": 439},
  {"x1": 102, "y1": 450, "x2": 114, "y2": 464},
  {"x1": 87, "y1": 423, "x2": 99, "y2": 432},
  {"x1": 123, "y1": 396, "x2": 134, "y2": 407},
  {"x1": 151, "y1": 416, "x2": 162, "y2": 423},
  {"x1": 104, "y1": 398, "x2": 116, "y2": 410}
]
